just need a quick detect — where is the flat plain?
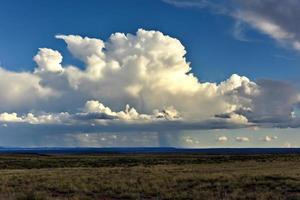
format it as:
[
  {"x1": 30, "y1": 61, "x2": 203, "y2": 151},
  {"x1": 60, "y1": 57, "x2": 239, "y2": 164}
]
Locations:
[{"x1": 0, "y1": 153, "x2": 299, "y2": 200}]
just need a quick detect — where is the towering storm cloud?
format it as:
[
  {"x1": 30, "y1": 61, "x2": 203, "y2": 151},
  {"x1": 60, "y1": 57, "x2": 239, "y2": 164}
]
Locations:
[{"x1": 0, "y1": 29, "x2": 299, "y2": 138}]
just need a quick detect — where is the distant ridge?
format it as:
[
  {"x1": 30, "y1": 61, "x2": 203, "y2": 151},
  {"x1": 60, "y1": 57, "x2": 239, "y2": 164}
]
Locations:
[{"x1": 0, "y1": 147, "x2": 299, "y2": 154}]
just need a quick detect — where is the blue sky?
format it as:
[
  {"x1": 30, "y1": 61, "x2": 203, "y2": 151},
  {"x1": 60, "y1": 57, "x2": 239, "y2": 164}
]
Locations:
[
  {"x1": 0, "y1": 0, "x2": 300, "y2": 147},
  {"x1": 1, "y1": 0, "x2": 300, "y2": 82}
]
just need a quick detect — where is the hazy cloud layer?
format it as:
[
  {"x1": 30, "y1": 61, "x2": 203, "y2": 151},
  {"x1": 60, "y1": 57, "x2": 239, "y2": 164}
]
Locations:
[
  {"x1": 164, "y1": 0, "x2": 300, "y2": 52},
  {"x1": 234, "y1": 0, "x2": 300, "y2": 51}
]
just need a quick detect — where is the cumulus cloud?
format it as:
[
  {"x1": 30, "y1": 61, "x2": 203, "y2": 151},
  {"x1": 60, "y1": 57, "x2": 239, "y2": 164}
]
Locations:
[
  {"x1": 34, "y1": 48, "x2": 64, "y2": 73},
  {"x1": 235, "y1": 136, "x2": 250, "y2": 142},
  {"x1": 0, "y1": 28, "x2": 299, "y2": 138},
  {"x1": 0, "y1": 68, "x2": 58, "y2": 112},
  {"x1": 0, "y1": 29, "x2": 260, "y2": 120},
  {"x1": 55, "y1": 29, "x2": 262, "y2": 121}
]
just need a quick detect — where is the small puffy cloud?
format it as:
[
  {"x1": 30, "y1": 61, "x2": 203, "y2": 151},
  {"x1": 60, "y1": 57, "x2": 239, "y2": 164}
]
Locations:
[
  {"x1": 262, "y1": 135, "x2": 278, "y2": 142},
  {"x1": 184, "y1": 137, "x2": 194, "y2": 144},
  {"x1": 262, "y1": 136, "x2": 271, "y2": 142},
  {"x1": 183, "y1": 136, "x2": 200, "y2": 146},
  {"x1": 217, "y1": 136, "x2": 228, "y2": 142},
  {"x1": 235, "y1": 136, "x2": 250, "y2": 142}
]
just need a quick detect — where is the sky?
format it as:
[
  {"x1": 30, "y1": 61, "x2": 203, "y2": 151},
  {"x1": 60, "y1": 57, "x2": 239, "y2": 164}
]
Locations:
[{"x1": 0, "y1": 0, "x2": 300, "y2": 147}]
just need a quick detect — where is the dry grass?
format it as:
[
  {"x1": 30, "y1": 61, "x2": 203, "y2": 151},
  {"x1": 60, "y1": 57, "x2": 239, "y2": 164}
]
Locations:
[{"x1": 0, "y1": 153, "x2": 299, "y2": 199}]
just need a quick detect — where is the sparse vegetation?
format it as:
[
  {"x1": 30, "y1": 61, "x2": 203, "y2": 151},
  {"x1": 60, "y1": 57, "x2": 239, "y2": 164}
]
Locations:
[{"x1": 0, "y1": 153, "x2": 299, "y2": 199}]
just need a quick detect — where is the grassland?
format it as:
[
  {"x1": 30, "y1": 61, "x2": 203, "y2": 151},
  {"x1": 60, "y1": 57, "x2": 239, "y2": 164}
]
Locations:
[{"x1": 0, "y1": 153, "x2": 299, "y2": 200}]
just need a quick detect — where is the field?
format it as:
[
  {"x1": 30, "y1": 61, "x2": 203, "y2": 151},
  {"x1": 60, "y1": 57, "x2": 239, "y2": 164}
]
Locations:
[{"x1": 0, "y1": 153, "x2": 299, "y2": 200}]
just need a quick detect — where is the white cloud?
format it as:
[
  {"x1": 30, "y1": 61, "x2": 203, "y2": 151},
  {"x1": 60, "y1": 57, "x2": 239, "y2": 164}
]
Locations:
[
  {"x1": 0, "y1": 29, "x2": 298, "y2": 133},
  {"x1": 184, "y1": 137, "x2": 194, "y2": 144},
  {"x1": 57, "y1": 29, "x2": 258, "y2": 121},
  {"x1": 262, "y1": 135, "x2": 278, "y2": 142},
  {"x1": 24, "y1": 112, "x2": 70, "y2": 124},
  {"x1": 55, "y1": 35, "x2": 105, "y2": 64},
  {"x1": 0, "y1": 29, "x2": 260, "y2": 122},
  {"x1": 183, "y1": 136, "x2": 200, "y2": 146},
  {"x1": 34, "y1": 48, "x2": 64, "y2": 73},
  {"x1": 0, "y1": 112, "x2": 70, "y2": 124},
  {"x1": 0, "y1": 100, "x2": 181, "y2": 126},
  {"x1": 263, "y1": 136, "x2": 272, "y2": 142},
  {"x1": 0, "y1": 25, "x2": 298, "y2": 146},
  {"x1": 0, "y1": 68, "x2": 58, "y2": 112},
  {"x1": 228, "y1": 113, "x2": 248, "y2": 124},
  {"x1": 217, "y1": 136, "x2": 228, "y2": 142},
  {"x1": 0, "y1": 112, "x2": 22, "y2": 122},
  {"x1": 83, "y1": 100, "x2": 157, "y2": 121},
  {"x1": 272, "y1": 136, "x2": 278, "y2": 140},
  {"x1": 235, "y1": 136, "x2": 250, "y2": 142}
]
